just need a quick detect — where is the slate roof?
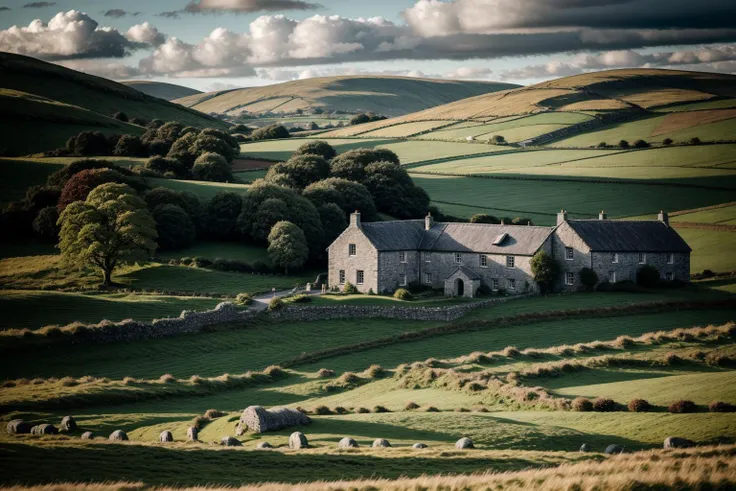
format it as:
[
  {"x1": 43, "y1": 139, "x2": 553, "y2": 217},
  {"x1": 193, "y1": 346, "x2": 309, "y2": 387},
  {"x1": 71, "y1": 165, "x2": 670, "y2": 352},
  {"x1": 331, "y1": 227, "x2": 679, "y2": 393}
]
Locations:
[
  {"x1": 421, "y1": 222, "x2": 554, "y2": 256},
  {"x1": 567, "y1": 220, "x2": 691, "y2": 252},
  {"x1": 448, "y1": 266, "x2": 481, "y2": 280},
  {"x1": 360, "y1": 220, "x2": 426, "y2": 251},
  {"x1": 362, "y1": 221, "x2": 553, "y2": 255}
]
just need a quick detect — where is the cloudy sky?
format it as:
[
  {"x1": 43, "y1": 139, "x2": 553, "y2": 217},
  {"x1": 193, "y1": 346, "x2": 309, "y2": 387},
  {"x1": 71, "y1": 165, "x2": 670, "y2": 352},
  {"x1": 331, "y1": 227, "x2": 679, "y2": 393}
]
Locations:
[{"x1": 1, "y1": 0, "x2": 735, "y2": 91}]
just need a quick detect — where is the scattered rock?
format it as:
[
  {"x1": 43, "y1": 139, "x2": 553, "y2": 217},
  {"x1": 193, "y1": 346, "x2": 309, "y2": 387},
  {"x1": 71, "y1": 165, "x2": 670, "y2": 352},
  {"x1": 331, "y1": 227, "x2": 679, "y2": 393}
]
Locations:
[
  {"x1": 605, "y1": 444, "x2": 624, "y2": 455},
  {"x1": 186, "y1": 426, "x2": 198, "y2": 441},
  {"x1": 235, "y1": 424, "x2": 246, "y2": 436},
  {"x1": 289, "y1": 431, "x2": 308, "y2": 449},
  {"x1": 338, "y1": 437, "x2": 359, "y2": 448},
  {"x1": 664, "y1": 437, "x2": 695, "y2": 449},
  {"x1": 412, "y1": 443, "x2": 428, "y2": 449},
  {"x1": 109, "y1": 430, "x2": 129, "y2": 441},
  {"x1": 256, "y1": 442, "x2": 273, "y2": 449},
  {"x1": 159, "y1": 430, "x2": 174, "y2": 443},
  {"x1": 580, "y1": 443, "x2": 591, "y2": 452},
  {"x1": 60, "y1": 416, "x2": 77, "y2": 432},
  {"x1": 455, "y1": 437, "x2": 474, "y2": 449},
  {"x1": 6, "y1": 420, "x2": 32, "y2": 435},
  {"x1": 31, "y1": 424, "x2": 58, "y2": 436},
  {"x1": 80, "y1": 431, "x2": 94, "y2": 440},
  {"x1": 221, "y1": 436, "x2": 242, "y2": 447},
  {"x1": 372, "y1": 438, "x2": 391, "y2": 448},
  {"x1": 239, "y1": 406, "x2": 311, "y2": 434}
]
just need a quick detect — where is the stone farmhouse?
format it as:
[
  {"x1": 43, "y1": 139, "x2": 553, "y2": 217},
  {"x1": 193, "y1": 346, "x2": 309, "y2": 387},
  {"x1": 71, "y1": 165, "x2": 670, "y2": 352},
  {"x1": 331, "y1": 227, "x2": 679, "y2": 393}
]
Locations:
[{"x1": 327, "y1": 210, "x2": 691, "y2": 297}]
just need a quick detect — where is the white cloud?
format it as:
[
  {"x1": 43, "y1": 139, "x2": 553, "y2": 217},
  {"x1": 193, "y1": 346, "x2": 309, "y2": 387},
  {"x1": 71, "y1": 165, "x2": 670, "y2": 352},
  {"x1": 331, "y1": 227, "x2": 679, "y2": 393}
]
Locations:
[
  {"x1": 126, "y1": 22, "x2": 165, "y2": 46},
  {"x1": 0, "y1": 10, "x2": 138, "y2": 60},
  {"x1": 443, "y1": 66, "x2": 493, "y2": 79}
]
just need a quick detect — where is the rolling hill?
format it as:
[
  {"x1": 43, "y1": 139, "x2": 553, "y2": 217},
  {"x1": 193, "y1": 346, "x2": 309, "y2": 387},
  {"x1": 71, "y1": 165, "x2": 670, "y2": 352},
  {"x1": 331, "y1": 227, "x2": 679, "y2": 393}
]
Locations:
[
  {"x1": 121, "y1": 80, "x2": 202, "y2": 101},
  {"x1": 0, "y1": 52, "x2": 228, "y2": 155},
  {"x1": 173, "y1": 76, "x2": 519, "y2": 118},
  {"x1": 320, "y1": 68, "x2": 736, "y2": 142}
]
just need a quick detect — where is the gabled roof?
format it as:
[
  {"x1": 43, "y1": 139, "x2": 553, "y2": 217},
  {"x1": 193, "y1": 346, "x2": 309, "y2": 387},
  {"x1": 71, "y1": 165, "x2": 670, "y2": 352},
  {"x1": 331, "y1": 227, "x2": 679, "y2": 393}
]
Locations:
[
  {"x1": 448, "y1": 266, "x2": 481, "y2": 280},
  {"x1": 567, "y1": 220, "x2": 691, "y2": 252},
  {"x1": 360, "y1": 220, "x2": 426, "y2": 251},
  {"x1": 421, "y1": 222, "x2": 554, "y2": 256}
]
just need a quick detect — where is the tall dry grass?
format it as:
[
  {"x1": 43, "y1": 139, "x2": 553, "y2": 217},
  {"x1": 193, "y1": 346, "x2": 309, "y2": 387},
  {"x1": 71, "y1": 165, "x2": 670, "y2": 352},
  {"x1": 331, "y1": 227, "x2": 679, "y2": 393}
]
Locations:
[{"x1": 3, "y1": 445, "x2": 734, "y2": 491}]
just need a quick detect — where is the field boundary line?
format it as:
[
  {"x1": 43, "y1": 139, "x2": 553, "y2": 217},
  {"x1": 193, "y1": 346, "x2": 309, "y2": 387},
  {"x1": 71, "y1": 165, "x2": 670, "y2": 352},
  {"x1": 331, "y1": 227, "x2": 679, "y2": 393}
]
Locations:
[{"x1": 277, "y1": 298, "x2": 736, "y2": 368}]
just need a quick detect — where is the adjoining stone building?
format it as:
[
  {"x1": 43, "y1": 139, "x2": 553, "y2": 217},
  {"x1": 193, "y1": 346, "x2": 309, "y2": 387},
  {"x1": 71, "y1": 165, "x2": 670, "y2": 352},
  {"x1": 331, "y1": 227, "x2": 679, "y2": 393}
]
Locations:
[{"x1": 327, "y1": 210, "x2": 690, "y2": 297}]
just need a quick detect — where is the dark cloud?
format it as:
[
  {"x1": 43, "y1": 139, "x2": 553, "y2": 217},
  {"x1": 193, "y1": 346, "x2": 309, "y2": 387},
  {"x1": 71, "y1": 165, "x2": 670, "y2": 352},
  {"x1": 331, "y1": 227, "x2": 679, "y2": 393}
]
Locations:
[
  {"x1": 23, "y1": 2, "x2": 56, "y2": 8},
  {"x1": 104, "y1": 9, "x2": 141, "y2": 18},
  {"x1": 0, "y1": 6, "x2": 11, "y2": 11},
  {"x1": 157, "y1": 11, "x2": 181, "y2": 18},
  {"x1": 184, "y1": 0, "x2": 322, "y2": 14}
]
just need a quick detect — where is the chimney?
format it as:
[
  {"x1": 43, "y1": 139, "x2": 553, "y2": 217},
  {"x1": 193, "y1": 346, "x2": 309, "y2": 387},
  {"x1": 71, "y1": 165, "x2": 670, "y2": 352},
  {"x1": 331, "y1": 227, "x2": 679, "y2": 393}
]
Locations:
[
  {"x1": 350, "y1": 210, "x2": 361, "y2": 229},
  {"x1": 599, "y1": 210, "x2": 607, "y2": 220},
  {"x1": 557, "y1": 209, "x2": 568, "y2": 225},
  {"x1": 425, "y1": 212, "x2": 434, "y2": 231},
  {"x1": 658, "y1": 210, "x2": 669, "y2": 226}
]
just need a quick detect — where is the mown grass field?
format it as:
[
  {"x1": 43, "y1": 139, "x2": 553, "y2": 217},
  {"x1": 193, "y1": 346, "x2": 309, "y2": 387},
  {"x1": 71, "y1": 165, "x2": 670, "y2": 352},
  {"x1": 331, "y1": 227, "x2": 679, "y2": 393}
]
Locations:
[{"x1": 156, "y1": 240, "x2": 271, "y2": 264}]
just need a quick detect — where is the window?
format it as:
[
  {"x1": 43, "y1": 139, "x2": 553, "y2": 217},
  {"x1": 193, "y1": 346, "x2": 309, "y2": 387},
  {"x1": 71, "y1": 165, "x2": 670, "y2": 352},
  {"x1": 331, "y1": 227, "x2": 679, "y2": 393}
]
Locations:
[
  {"x1": 454, "y1": 253, "x2": 462, "y2": 264},
  {"x1": 611, "y1": 253, "x2": 618, "y2": 264},
  {"x1": 608, "y1": 271, "x2": 616, "y2": 283},
  {"x1": 638, "y1": 253, "x2": 646, "y2": 264},
  {"x1": 565, "y1": 272, "x2": 574, "y2": 285},
  {"x1": 424, "y1": 272, "x2": 432, "y2": 284},
  {"x1": 348, "y1": 244, "x2": 356, "y2": 256},
  {"x1": 665, "y1": 272, "x2": 674, "y2": 281},
  {"x1": 491, "y1": 278, "x2": 499, "y2": 291},
  {"x1": 506, "y1": 256, "x2": 515, "y2": 268},
  {"x1": 423, "y1": 252, "x2": 431, "y2": 263},
  {"x1": 565, "y1": 247, "x2": 574, "y2": 261},
  {"x1": 667, "y1": 253, "x2": 674, "y2": 264},
  {"x1": 356, "y1": 270, "x2": 364, "y2": 285},
  {"x1": 507, "y1": 278, "x2": 516, "y2": 291},
  {"x1": 399, "y1": 251, "x2": 407, "y2": 263},
  {"x1": 339, "y1": 270, "x2": 345, "y2": 284},
  {"x1": 399, "y1": 273, "x2": 407, "y2": 286},
  {"x1": 480, "y1": 254, "x2": 488, "y2": 268}
]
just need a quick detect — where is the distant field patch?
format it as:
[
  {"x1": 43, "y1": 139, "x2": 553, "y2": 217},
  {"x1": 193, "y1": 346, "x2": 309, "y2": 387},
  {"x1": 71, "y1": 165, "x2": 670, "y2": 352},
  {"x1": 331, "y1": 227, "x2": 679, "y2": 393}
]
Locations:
[
  {"x1": 149, "y1": 178, "x2": 251, "y2": 201},
  {"x1": 359, "y1": 120, "x2": 451, "y2": 137},
  {"x1": 655, "y1": 98, "x2": 736, "y2": 112},
  {"x1": 558, "y1": 99, "x2": 631, "y2": 111},
  {"x1": 620, "y1": 89, "x2": 715, "y2": 109},
  {"x1": 231, "y1": 158, "x2": 274, "y2": 171},
  {"x1": 240, "y1": 138, "x2": 400, "y2": 161},
  {"x1": 156, "y1": 240, "x2": 271, "y2": 264},
  {"x1": 672, "y1": 204, "x2": 736, "y2": 225},
  {"x1": 652, "y1": 109, "x2": 736, "y2": 136},
  {"x1": 410, "y1": 173, "x2": 736, "y2": 225},
  {"x1": 675, "y1": 227, "x2": 736, "y2": 273}
]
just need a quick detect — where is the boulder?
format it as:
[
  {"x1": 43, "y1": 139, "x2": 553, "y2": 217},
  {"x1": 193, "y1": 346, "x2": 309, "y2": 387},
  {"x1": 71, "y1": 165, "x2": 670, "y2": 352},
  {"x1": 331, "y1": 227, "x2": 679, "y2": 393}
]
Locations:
[
  {"x1": 159, "y1": 430, "x2": 174, "y2": 443},
  {"x1": 289, "y1": 431, "x2": 308, "y2": 449},
  {"x1": 186, "y1": 426, "x2": 198, "y2": 441},
  {"x1": 81, "y1": 431, "x2": 95, "y2": 440},
  {"x1": 109, "y1": 430, "x2": 129, "y2": 441},
  {"x1": 6, "y1": 419, "x2": 32, "y2": 435},
  {"x1": 664, "y1": 437, "x2": 695, "y2": 449},
  {"x1": 239, "y1": 406, "x2": 311, "y2": 434},
  {"x1": 31, "y1": 424, "x2": 58, "y2": 436},
  {"x1": 372, "y1": 438, "x2": 391, "y2": 448},
  {"x1": 580, "y1": 443, "x2": 591, "y2": 452},
  {"x1": 605, "y1": 444, "x2": 624, "y2": 455},
  {"x1": 412, "y1": 443, "x2": 428, "y2": 449},
  {"x1": 338, "y1": 437, "x2": 359, "y2": 449},
  {"x1": 60, "y1": 416, "x2": 77, "y2": 432},
  {"x1": 221, "y1": 436, "x2": 242, "y2": 447},
  {"x1": 455, "y1": 437, "x2": 474, "y2": 449},
  {"x1": 256, "y1": 442, "x2": 273, "y2": 449}
]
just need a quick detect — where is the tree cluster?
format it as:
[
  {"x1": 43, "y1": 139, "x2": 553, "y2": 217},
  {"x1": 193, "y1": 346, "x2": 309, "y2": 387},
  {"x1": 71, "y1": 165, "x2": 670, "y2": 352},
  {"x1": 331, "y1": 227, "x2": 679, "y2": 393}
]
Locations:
[
  {"x1": 470, "y1": 213, "x2": 533, "y2": 225},
  {"x1": 250, "y1": 124, "x2": 291, "y2": 141},
  {"x1": 349, "y1": 113, "x2": 387, "y2": 126}
]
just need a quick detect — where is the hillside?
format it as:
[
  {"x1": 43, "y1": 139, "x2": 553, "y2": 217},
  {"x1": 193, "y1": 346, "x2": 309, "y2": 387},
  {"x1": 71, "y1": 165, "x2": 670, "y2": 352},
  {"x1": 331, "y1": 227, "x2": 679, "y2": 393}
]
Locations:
[
  {"x1": 320, "y1": 68, "x2": 736, "y2": 141},
  {"x1": 173, "y1": 76, "x2": 518, "y2": 118},
  {"x1": 0, "y1": 52, "x2": 228, "y2": 154},
  {"x1": 121, "y1": 80, "x2": 202, "y2": 101}
]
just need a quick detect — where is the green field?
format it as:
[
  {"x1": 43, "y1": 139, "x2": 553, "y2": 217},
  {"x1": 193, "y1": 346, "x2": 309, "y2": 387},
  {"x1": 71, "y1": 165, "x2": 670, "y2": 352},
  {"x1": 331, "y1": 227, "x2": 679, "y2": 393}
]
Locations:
[
  {"x1": 156, "y1": 240, "x2": 272, "y2": 264},
  {"x1": 0, "y1": 290, "x2": 222, "y2": 330},
  {"x1": 676, "y1": 228, "x2": 736, "y2": 273},
  {"x1": 0, "y1": 158, "x2": 65, "y2": 205},
  {"x1": 672, "y1": 204, "x2": 736, "y2": 224},
  {"x1": 412, "y1": 173, "x2": 736, "y2": 224},
  {"x1": 148, "y1": 177, "x2": 251, "y2": 201}
]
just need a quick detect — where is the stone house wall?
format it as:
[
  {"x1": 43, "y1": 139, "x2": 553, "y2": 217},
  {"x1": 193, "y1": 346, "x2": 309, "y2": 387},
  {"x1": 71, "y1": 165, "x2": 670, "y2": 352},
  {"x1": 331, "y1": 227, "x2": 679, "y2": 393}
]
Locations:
[
  {"x1": 327, "y1": 218, "x2": 378, "y2": 293},
  {"x1": 552, "y1": 221, "x2": 593, "y2": 292},
  {"x1": 377, "y1": 251, "x2": 420, "y2": 293},
  {"x1": 590, "y1": 251, "x2": 690, "y2": 284}
]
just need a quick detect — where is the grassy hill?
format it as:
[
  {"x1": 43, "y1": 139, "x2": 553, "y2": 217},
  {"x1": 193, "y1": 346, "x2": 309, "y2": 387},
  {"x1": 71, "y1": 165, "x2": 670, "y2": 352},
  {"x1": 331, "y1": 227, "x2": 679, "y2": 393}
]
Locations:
[
  {"x1": 173, "y1": 76, "x2": 518, "y2": 118},
  {"x1": 121, "y1": 80, "x2": 202, "y2": 101},
  {"x1": 0, "y1": 52, "x2": 228, "y2": 154}
]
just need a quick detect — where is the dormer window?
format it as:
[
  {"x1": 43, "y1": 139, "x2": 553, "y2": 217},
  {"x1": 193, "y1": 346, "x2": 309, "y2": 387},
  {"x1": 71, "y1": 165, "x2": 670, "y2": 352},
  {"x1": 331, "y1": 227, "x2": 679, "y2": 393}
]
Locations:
[{"x1": 349, "y1": 244, "x2": 356, "y2": 256}]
